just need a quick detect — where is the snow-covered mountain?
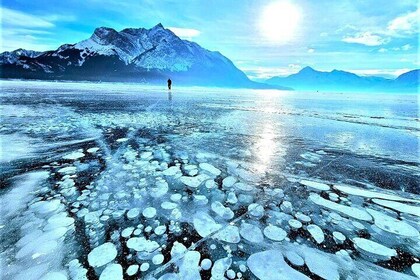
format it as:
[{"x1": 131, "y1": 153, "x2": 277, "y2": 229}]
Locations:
[
  {"x1": 266, "y1": 66, "x2": 418, "y2": 93},
  {"x1": 0, "y1": 48, "x2": 43, "y2": 64},
  {"x1": 0, "y1": 24, "x2": 286, "y2": 88}
]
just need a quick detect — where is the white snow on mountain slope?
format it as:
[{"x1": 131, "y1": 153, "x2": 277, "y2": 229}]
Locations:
[
  {"x1": 73, "y1": 24, "x2": 230, "y2": 71},
  {"x1": 0, "y1": 48, "x2": 43, "y2": 64}
]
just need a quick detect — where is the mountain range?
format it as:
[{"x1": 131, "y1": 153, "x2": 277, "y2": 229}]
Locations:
[
  {"x1": 266, "y1": 66, "x2": 418, "y2": 93},
  {"x1": 0, "y1": 24, "x2": 418, "y2": 92},
  {"x1": 0, "y1": 24, "x2": 285, "y2": 89}
]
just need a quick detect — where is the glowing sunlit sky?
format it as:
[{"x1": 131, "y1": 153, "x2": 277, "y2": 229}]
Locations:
[{"x1": 1, "y1": 0, "x2": 418, "y2": 80}]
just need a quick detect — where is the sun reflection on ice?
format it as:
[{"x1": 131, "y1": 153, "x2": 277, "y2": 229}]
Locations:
[
  {"x1": 254, "y1": 123, "x2": 277, "y2": 173},
  {"x1": 252, "y1": 91, "x2": 288, "y2": 174}
]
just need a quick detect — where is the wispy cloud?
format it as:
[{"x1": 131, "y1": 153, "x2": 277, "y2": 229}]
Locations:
[
  {"x1": 1, "y1": 7, "x2": 55, "y2": 28},
  {"x1": 348, "y1": 68, "x2": 411, "y2": 78},
  {"x1": 342, "y1": 32, "x2": 389, "y2": 46},
  {"x1": 1, "y1": 7, "x2": 76, "y2": 52},
  {"x1": 168, "y1": 27, "x2": 200, "y2": 40},
  {"x1": 387, "y1": 9, "x2": 419, "y2": 36},
  {"x1": 242, "y1": 64, "x2": 303, "y2": 81}
]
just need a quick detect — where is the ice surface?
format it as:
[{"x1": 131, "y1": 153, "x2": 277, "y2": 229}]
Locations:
[{"x1": 1, "y1": 81, "x2": 418, "y2": 280}]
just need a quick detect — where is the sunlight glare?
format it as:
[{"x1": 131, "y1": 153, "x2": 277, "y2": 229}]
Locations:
[{"x1": 259, "y1": 1, "x2": 301, "y2": 43}]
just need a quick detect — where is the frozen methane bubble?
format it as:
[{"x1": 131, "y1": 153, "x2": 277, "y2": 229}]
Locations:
[
  {"x1": 412, "y1": 263, "x2": 420, "y2": 278},
  {"x1": 303, "y1": 249, "x2": 339, "y2": 280},
  {"x1": 247, "y1": 250, "x2": 310, "y2": 280},
  {"x1": 263, "y1": 225, "x2": 287, "y2": 241},
  {"x1": 309, "y1": 194, "x2": 372, "y2": 221},
  {"x1": 211, "y1": 257, "x2": 232, "y2": 279},
  {"x1": 193, "y1": 195, "x2": 208, "y2": 205},
  {"x1": 353, "y1": 238, "x2": 397, "y2": 261},
  {"x1": 126, "y1": 237, "x2": 159, "y2": 253},
  {"x1": 211, "y1": 201, "x2": 234, "y2": 220},
  {"x1": 372, "y1": 199, "x2": 420, "y2": 218},
  {"x1": 222, "y1": 176, "x2": 237, "y2": 188},
  {"x1": 152, "y1": 254, "x2": 164, "y2": 265},
  {"x1": 200, "y1": 259, "x2": 212, "y2": 270},
  {"x1": 127, "y1": 208, "x2": 140, "y2": 220},
  {"x1": 333, "y1": 184, "x2": 417, "y2": 202},
  {"x1": 87, "y1": 242, "x2": 117, "y2": 267},
  {"x1": 163, "y1": 166, "x2": 180, "y2": 176},
  {"x1": 180, "y1": 174, "x2": 209, "y2": 188},
  {"x1": 100, "y1": 264, "x2": 123, "y2": 280},
  {"x1": 154, "y1": 225, "x2": 166, "y2": 235},
  {"x1": 300, "y1": 180, "x2": 330, "y2": 191},
  {"x1": 140, "y1": 263, "x2": 150, "y2": 272},
  {"x1": 150, "y1": 179, "x2": 169, "y2": 198},
  {"x1": 366, "y1": 208, "x2": 419, "y2": 237},
  {"x1": 193, "y1": 212, "x2": 222, "y2": 237},
  {"x1": 58, "y1": 166, "x2": 77, "y2": 175},
  {"x1": 122, "y1": 227, "x2": 135, "y2": 238},
  {"x1": 333, "y1": 231, "x2": 346, "y2": 244},
  {"x1": 142, "y1": 207, "x2": 157, "y2": 218},
  {"x1": 161, "y1": 201, "x2": 177, "y2": 210},
  {"x1": 226, "y1": 269, "x2": 235, "y2": 279},
  {"x1": 295, "y1": 212, "x2": 311, "y2": 223},
  {"x1": 233, "y1": 182, "x2": 254, "y2": 192},
  {"x1": 171, "y1": 241, "x2": 187, "y2": 259},
  {"x1": 288, "y1": 219, "x2": 302, "y2": 229},
  {"x1": 240, "y1": 223, "x2": 264, "y2": 243},
  {"x1": 307, "y1": 224, "x2": 325, "y2": 244},
  {"x1": 199, "y1": 163, "x2": 221, "y2": 176},
  {"x1": 248, "y1": 203, "x2": 264, "y2": 218},
  {"x1": 226, "y1": 192, "x2": 238, "y2": 204},
  {"x1": 285, "y1": 251, "x2": 304, "y2": 266},
  {"x1": 179, "y1": 251, "x2": 201, "y2": 279},
  {"x1": 127, "y1": 264, "x2": 139, "y2": 276},
  {"x1": 215, "y1": 225, "x2": 240, "y2": 243},
  {"x1": 40, "y1": 272, "x2": 67, "y2": 280},
  {"x1": 281, "y1": 201, "x2": 293, "y2": 214},
  {"x1": 30, "y1": 199, "x2": 61, "y2": 214},
  {"x1": 63, "y1": 151, "x2": 85, "y2": 160},
  {"x1": 87, "y1": 147, "x2": 100, "y2": 154}
]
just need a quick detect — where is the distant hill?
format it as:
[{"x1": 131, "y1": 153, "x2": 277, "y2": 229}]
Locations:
[
  {"x1": 0, "y1": 24, "x2": 288, "y2": 89},
  {"x1": 266, "y1": 66, "x2": 418, "y2": 93}
]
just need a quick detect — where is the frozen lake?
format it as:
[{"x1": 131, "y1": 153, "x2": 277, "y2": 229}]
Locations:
[{"x1": 1, "y1": 80, "x2": 419, "y2": 279}]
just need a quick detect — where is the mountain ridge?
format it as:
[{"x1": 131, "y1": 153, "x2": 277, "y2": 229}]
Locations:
[
  {"x1": 0, "y1": 24, "x2": 289, "y2": 89},
  {"x1": 266, "y1": 67, "x2": 418, "y2": 92}
]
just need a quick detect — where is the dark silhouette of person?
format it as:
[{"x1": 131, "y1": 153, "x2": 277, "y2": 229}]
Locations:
[{"x1": 167, "y1": 78, "x2": 172, "y2": 90}]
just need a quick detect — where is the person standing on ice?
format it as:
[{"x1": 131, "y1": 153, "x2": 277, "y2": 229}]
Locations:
[{"x1": 167, "y1": 78, "x2": 172, "y2": 90}]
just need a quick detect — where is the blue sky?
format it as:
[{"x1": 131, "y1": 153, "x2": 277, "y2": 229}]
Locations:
[{"x1": 1, "y1": 0, "x2": 418, "y2": 80}]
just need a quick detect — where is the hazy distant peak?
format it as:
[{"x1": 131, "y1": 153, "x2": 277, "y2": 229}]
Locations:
[{"x1": 299, "y1": 66, "x2": 316, "y2": 73}]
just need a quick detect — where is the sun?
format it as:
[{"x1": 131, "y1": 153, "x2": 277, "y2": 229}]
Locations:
[{"x1": 259, "y1": 1, "x2": 301, "y2": 43}]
